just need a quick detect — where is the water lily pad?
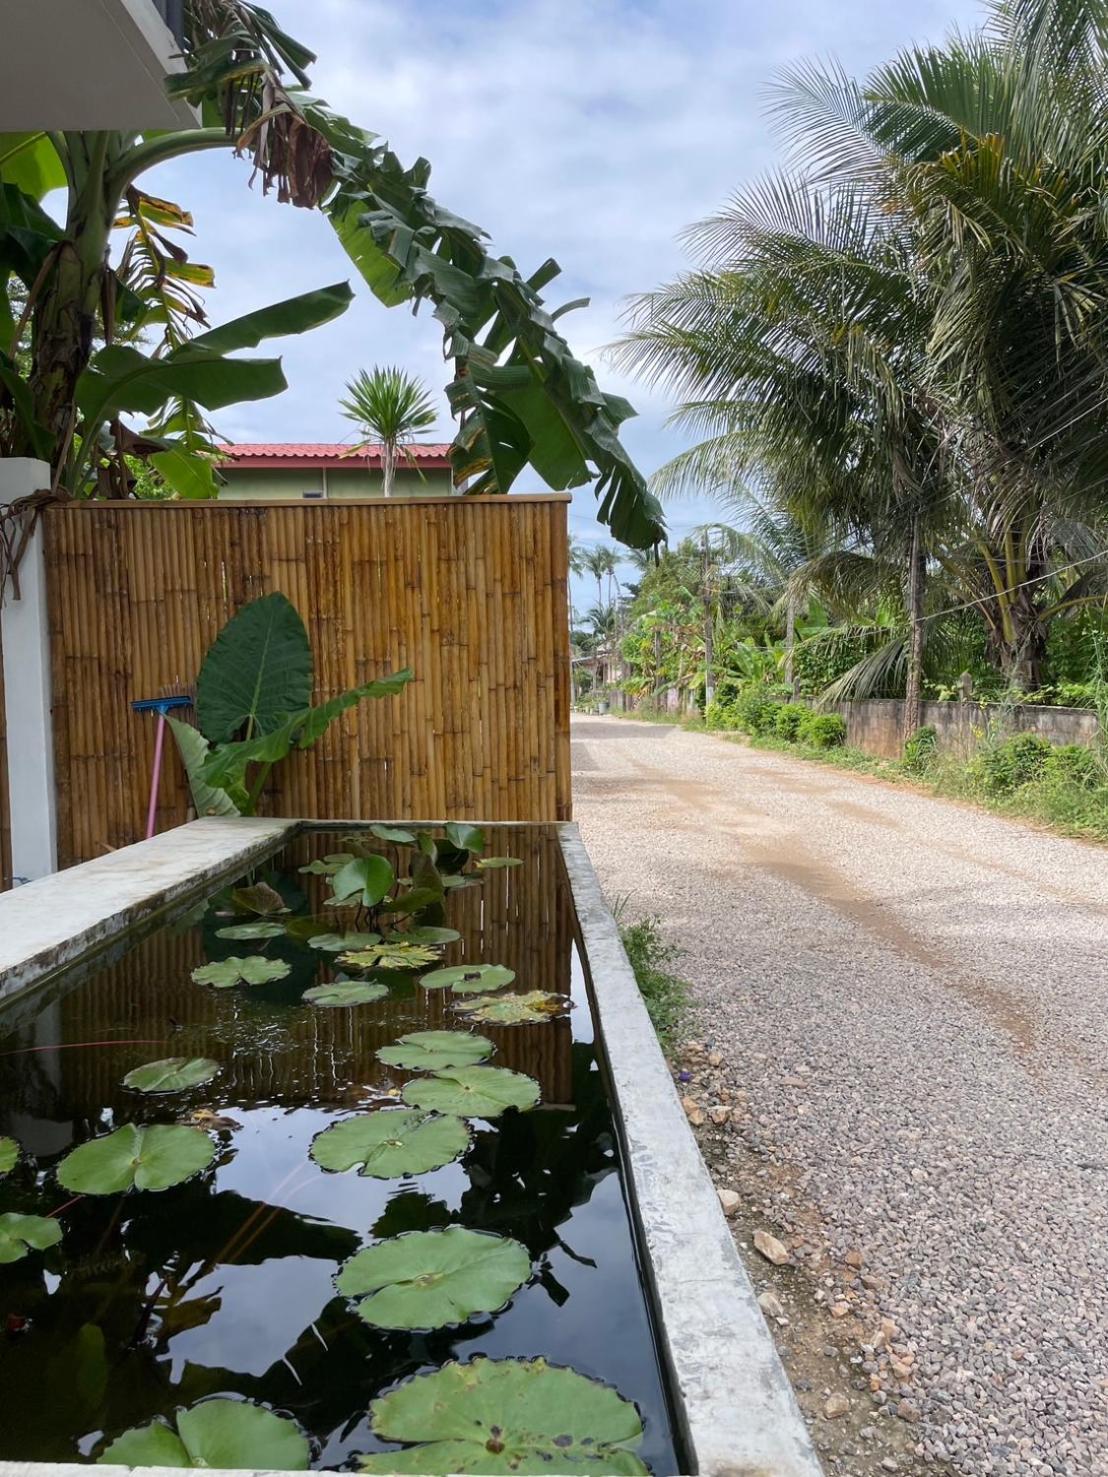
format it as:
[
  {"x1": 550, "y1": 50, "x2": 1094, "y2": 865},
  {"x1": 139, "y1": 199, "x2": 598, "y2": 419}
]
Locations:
[
  {"x1": 378, "y1": 887, "x2": 446, "y2": 917},
  {"x1": 215, "y1": 921, "x2": 286, "y2": 941},
  {"x1": 309, "y1": 931, "x2": 381, "y2": 953},
  {"x1": 337, "y1": 1227, "x2": 530, "y2": 1330},
  {"x1": 420, "y1": 964, "x2": 516, "y2": 994},
  {"x1": 444, "y1": 822, "x2": 485, "y2": 854},
  {"x1": 475, "y1": 856, "x2": 523, "y2": 870},
  {"x1": 0, "y1": 1136, "x2": 17, "y2": 1176},
  {"x1": 99, "y1": 1399, "x2": 309, "y2": 1469},
  {"x1": 377, "y1": 1031, "x2": 494, "y2": 1072},
  {"x1": 371, "y1": 825, "x2": 418, "y2": 844},
  {"x1": 123, "y1": 1058, "x2": 221, "y2": 1094},
  {"x1": 230, "y1": 882, "x2": 288, "y2": 916},
  {"x1": 57, "y1": 1123, "x2": 214, "y2": 1195},
  {"x1": 342, "y1": 941, "x2": 442, "y2": 971},
  {"x1": 358, "y1": 1357, "x2": 646, "y2": 1474},
  {"x1": 303, "y1": 981, "x2": 389, "y2": 1007},
  {"x1": 299, "y1": 853, "x2": 356, "y2": 876},
  {"x1": 403, "y1": 1067, "x2": 540, "y2": 1118},
  {"x1": 191, "y1": 955, "x2": 290, "y2": 988},
  {"x1": 311, "y1": 1110, "x2": 469, "y2": 1179},
  {"x1": 401, "y1": 926, "x2": 461, "y2": 945},
  {"x1": 0, "y1": 1212, "x2": 62, "y2": 1264},
  {"x1": 454, "y1": 991, "x2": 575, "y2": 1025},
  {"x1": 329, "y1": 855, "x2": 395, "y2": 908}
]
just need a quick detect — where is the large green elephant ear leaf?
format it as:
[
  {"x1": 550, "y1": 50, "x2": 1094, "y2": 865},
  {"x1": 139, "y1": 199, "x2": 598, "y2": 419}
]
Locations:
[
  {"x1": 100, "y1": 1400, "x2": 310, "y2": 1470},
  {"x1": 336, "y1": 1227, "x2": 531, "y2": 1330},
  {"x1": 359, "y1": 1357, "x2": 647, "y2": 1474},
  {"x1": 167, "y1": 717, "x2": 242, "y2": 817},
  {"x1": 196, "y1": 593, "x2": 313, "y2": 743},
  {"x1": 0, "y1": 1212, "x2": 62, "y2": 1264}
]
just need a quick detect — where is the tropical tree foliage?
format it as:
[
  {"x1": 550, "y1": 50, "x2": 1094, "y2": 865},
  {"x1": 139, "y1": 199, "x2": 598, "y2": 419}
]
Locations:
[
  {"x1": 616, "y1": 0, "x2": 1108, "y2": 709},
  {"x1": 0, "y1": 1, "x2": 664, "y2": 546},
  {"x1": 340, "y1": 367, "x2": 437, "y2": 497}
]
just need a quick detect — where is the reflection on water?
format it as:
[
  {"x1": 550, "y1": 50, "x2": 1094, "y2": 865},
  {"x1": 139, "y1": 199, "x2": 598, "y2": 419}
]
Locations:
[{"x1": 0, "y1": 826, "x2": 680, "y2": 1473}]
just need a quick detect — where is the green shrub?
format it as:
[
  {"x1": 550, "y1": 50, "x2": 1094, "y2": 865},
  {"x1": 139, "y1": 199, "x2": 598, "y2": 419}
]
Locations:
[
  {"x1": 705, "y1": 699, "x2": 741, "y2": 730},
  {"x1": 773, "y1": 703, "x2": 810, "y2": 741},
  {"x1": 733, "y1": 687, "x2": 789, "y2": 735},
  {"x1": 798, "y1": 711, "x2": 847, "y2": 749},
  {"x1": 977, "y1": 732, "x2": 1053, "y2": 794},
  {"x1": 617, "y1": 913, "x2": 689, "y2": 1049},
  {"x1": 1043, "y1": 743, "x2": 1106, "y2": 792},
  {"x1": 903, "y1": 724, "x2": 938, "y2": 772},
  {"x1": 1055, "y1": 681, "x2": 1103, "y2": 710}
]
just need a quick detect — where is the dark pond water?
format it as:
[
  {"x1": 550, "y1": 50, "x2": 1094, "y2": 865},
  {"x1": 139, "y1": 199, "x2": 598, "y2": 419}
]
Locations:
[{"x1": 0, "y1": 826, "x2": 682, "y2": 1474}]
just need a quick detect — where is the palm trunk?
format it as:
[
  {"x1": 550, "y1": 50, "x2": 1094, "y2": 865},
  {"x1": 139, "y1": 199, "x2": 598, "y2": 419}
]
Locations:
[
  {"x1": 784, "y1": 593, "x2": 797, "y2": 694},
  {"x1": 704, "y1": 608, "x2": 715, "y2": 707},
  {"x1": 382, "y1": 440, "x2": 396, "y2": 497},
  {"x1": 903, "y1": 513, "x2": 926, "y2": 741},
  {"x1": 25, "y1": 133, "x2": 120, "y2": 478}
]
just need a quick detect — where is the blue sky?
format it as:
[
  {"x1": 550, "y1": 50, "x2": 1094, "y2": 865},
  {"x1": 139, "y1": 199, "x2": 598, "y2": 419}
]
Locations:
[{"x1": 148, "y1": 0, "x2": 982, "y2": 608}]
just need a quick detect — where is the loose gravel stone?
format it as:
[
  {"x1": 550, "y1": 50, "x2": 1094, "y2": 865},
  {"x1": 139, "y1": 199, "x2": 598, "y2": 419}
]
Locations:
[{"x1": 574, "y1": 716, "x2": 1108, "y2": 1477}]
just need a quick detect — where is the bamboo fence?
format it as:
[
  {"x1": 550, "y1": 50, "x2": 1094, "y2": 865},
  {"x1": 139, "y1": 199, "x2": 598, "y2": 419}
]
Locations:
[{"x1": 39, "y1": 497, "x2": 572, "y2": 867}]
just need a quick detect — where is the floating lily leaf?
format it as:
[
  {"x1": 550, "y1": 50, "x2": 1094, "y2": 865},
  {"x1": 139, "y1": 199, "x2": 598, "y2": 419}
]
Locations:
[
  {"x1": 215, "y1": 921, "x2": 286, "y2": 941},
  {"x1": 442, "y1": 874, "x2": 479, "y2": 890},
  {"x1": 230, "y1": 882, "x2": 289, "y2": 916},
  {"x1": 378, "y1": 886, "x2": 446, "y2": 917},
  {"x1": 342, "y1": 941, "x2": 442, "y2": 971},
  {"x1": 299, "y1": 853, "x2": 355, "y2": 876},
  {"x1": 444, "y1": 823, "x2": 485, "y2": 854},
  {"x1": 0, "y1": 1212, "x2": 62, "y2": 1264},
  {"x1": 311, "y1": 1110, "x2": 469, "y2": 1179},
  {"x1": 476, "y1": 856, "x2": 523, "y2": 870},
  {"x1": 371, "y1": 825, "x2": 418, "y2": 844},
  {"x1": 309, "y1": 931, "x2": 381, "y2": 953},
  {"x1": 403, "y1": 1067, "x2": 540, "y2": 1118},
  {"x1": 401, "y1": 926, "x2": 462, "y2": 944},
  {"x1": 0, "y1": 1135, "x2": 17, "y2": 1176},
  {"x1": 123, "y1": 1058, "x2": 221, "y2": 1094},
  {"x1": 454, "y1": 991, "x2": 575, "y2": 1025},
  {"x1": 358, "y1": 1357, "x2": 647, "y2": 1475},
  {"x1": 420, "y1": 964, "x2": 515, "y2": 994},
  {"x1": 99, "y1": 1399, "x2": 309, "y2": 1470},
  {"x1": 330, "y1": 855, "x2": 395, "y2": 908},
  {"x1": 377, "y1": 1031, "x2": 494, "y2": 1072},
  {"x1": 303, "y1": 980, "x2": 389, "y2": 1007},
  {"x1": 337, "y1": 1227, "x2": 530, "y2": 1330},
  {"x1": 57, "y1": 1124, "x2": 214, "y2": 1195},
  {"x1": 191, "y1": 955, "x2": 290, "y2": 988}
]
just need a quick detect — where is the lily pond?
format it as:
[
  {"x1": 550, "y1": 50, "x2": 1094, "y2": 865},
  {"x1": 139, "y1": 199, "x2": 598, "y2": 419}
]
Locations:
[{"x1": 0, "y1": 825, "x2": 682, "y2": 1474}]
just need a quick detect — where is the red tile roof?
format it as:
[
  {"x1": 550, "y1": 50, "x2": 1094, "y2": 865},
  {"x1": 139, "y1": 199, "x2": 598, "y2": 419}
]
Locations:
[{"x1": 219, "y1": 442, "x2": 452, "y2": 470}]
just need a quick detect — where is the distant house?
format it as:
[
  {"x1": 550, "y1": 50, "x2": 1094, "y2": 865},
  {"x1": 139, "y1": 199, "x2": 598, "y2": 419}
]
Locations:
[{"x1": 217, "y1": 443, "x2": 455, "y2": 500}]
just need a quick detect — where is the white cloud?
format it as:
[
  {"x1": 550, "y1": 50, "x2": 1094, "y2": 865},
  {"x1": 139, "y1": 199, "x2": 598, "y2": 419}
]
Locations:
[{"x1": 148, "y1": 0, "x2": 983, "y2": 598}]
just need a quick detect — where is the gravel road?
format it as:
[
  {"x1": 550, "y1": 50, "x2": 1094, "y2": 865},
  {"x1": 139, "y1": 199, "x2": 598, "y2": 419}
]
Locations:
[{"x1": 573, "y1": 715, "x2": 1108, "y2": 1477}]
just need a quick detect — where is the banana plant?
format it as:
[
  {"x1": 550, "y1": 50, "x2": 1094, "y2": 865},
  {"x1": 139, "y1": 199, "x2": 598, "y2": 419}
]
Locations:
[
  {"x1": 0, "y1": 1, "x2": 664, "y2": 547},
  {"x1": 172, "y1": 592, "x2": 411, "y2": 815}
]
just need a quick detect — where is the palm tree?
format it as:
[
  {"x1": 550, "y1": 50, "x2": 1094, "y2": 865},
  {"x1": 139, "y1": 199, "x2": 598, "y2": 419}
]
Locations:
[
  {"x1": 340, "y1": 367, "x2": 438, "y2": 498},
  {"x1": 618, "y1": 0, "x2": 1108, "y2": 714},
  {"x1": 582, "y1": 545, "x2": 619, "y2": 612}
]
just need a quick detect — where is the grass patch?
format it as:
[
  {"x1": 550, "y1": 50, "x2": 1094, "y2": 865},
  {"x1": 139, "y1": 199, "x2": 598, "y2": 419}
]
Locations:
[
  {"x1": 613, "y1": 906, "x2": 690, "y2": 1050},
  {"x1": 745, "y1": 731, "x2": 1108, "y2": 842}
]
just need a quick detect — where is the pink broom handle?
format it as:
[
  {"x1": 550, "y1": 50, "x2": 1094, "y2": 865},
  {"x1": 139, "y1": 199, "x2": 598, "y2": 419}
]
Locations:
[{"x1": 145, "y1": 710, "x2": 169, "y2": 839}]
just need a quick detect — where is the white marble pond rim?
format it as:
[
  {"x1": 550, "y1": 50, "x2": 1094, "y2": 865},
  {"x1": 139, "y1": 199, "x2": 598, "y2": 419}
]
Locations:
[{"x1": 0, "y1": 816, "x2": 823, "y2": 1477}]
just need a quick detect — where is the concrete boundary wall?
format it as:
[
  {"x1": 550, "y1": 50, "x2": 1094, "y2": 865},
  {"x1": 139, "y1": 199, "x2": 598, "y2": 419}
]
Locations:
[{"x1": 828, "y1": 699, "x2": 1100, "y2": 761}]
